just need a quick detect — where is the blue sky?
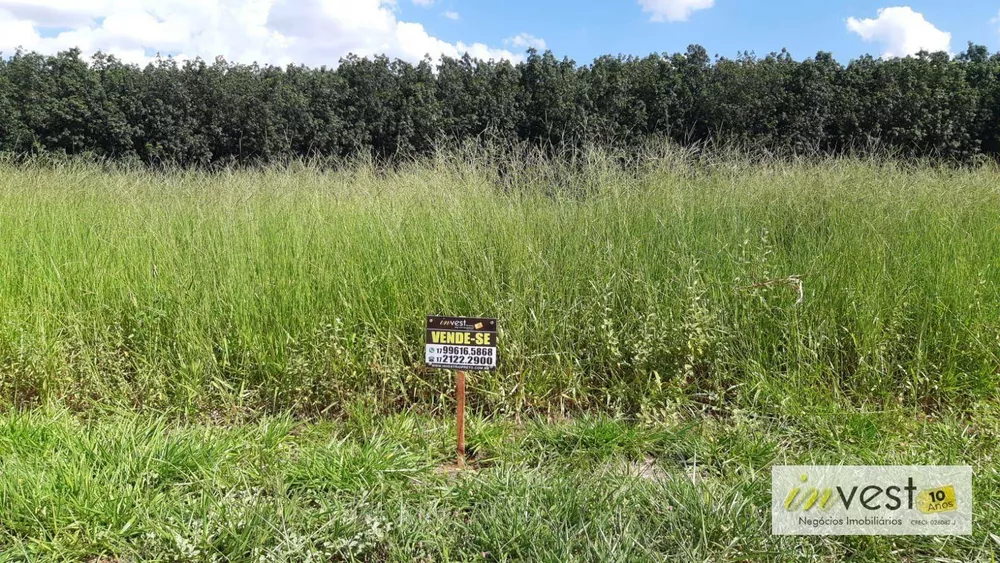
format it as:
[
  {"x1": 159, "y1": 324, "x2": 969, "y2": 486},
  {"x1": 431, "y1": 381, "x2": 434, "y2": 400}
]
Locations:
[
  {"x1": 1, "y1": 1, "x2": 998, "y2": 66},
  {"x1": 405, "y1": 1, "x2": 1000, "y2": 62}
]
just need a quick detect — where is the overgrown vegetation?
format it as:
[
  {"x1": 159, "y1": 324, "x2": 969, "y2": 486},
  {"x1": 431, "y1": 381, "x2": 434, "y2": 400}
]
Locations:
[
  {"x1": 3, "y1": 44, "x2": 1000, "y2": 164},
  {"x1": 0, "y1": 150, "x2": 997, "y2": 418},
  {"x1": 5, "y1": 38, "x2": 1000, "y2": 562}
]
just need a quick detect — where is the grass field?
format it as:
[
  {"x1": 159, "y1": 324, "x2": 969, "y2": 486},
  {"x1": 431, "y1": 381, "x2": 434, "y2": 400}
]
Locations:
[
  {"x1": 0, "y1": 152, "x2": 997, "y2": 417},
  {"x1": 1, "y1": 408, "x2": 999, "y2": 561},
  {"x1": 0, "y1": 151, "x2": 998, "y2": 560}
]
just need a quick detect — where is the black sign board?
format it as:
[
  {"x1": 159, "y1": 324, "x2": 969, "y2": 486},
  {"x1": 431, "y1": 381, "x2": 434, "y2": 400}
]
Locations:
[{"x1": 425, "y1": 316, "x2": 498, "y2": 371}]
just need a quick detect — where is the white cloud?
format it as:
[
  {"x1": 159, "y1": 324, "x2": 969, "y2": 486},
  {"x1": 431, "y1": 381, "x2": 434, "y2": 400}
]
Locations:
[
  {"x1": 0, "y1": 9, "x2": 41, "y2": 51},
  {"x1": 412, "y1": 0, "x2": 433, "y2": 5},
  {"x1": 0, "y1": 0, "x2": 519, "y2": 65},
  {"x1": 638, "y1": 0, "x2": 713, "y2": 23},
  {"x1": 442, "y1": 10, "x2": 458, "y2": 21},
  {"x1": 847, "y1": 6, "x2": 951, "y2": 58},
  {"x1": 504, "y1": 32, "x2": 546, "y2": 51}
]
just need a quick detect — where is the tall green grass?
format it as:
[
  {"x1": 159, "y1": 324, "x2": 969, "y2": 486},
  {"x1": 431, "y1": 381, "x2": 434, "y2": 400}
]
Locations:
[{"x1": 0, "y1": 151, "x2": 997, "y2": 416}]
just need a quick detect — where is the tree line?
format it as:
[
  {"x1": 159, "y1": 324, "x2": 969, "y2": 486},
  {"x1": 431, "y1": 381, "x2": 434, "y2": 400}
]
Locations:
[{"x1": 1, "y1": 44, "x2": 999, "y2": 165}]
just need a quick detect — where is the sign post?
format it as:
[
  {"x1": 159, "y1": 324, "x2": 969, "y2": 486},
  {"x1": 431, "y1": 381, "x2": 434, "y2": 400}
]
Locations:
[
  {"x1": 425, "y1": 316, "x2": 498, "y2": 467},
  {"x1": 456, "y1": 370, "x2": 466, "y2": 461}
]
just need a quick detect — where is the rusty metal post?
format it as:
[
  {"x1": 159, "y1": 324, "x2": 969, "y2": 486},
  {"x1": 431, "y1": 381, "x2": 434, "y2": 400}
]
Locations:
[{"x1": 456, "y1": 370, "x2": 466, "y2": 466}]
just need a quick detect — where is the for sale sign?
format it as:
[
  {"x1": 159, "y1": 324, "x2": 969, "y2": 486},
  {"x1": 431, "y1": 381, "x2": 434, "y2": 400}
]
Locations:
[{"x1": 425, "y1": 316, "x2": 498, "y2": 371}]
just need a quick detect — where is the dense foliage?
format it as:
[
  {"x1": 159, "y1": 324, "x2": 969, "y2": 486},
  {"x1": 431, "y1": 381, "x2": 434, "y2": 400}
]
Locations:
[{"x1": 2, "y1": 44, "x2": 1000, "y2": 164}]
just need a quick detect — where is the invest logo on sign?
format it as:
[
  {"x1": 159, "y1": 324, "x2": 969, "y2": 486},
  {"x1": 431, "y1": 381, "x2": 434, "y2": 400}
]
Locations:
[{"x1": 772, "y1": 466, "x2": 972, "y2": 536}]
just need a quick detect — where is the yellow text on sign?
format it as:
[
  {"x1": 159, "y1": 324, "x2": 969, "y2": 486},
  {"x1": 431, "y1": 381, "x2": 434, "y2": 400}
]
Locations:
[
  {"x1": 429, "y1": 331, "x2": 494, "y2": 346},
  {"x1": 917, "y1": 486, "x2": 958, "y2": 514}
]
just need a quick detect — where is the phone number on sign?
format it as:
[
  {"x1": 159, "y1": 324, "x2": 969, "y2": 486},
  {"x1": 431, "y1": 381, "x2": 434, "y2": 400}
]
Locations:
[
  {"x1": 437, "y1": 346, "x2": 495, "y2": 357},
  {"x1": 436, "y1": 355, "x2": 495, "y2": 366}
]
